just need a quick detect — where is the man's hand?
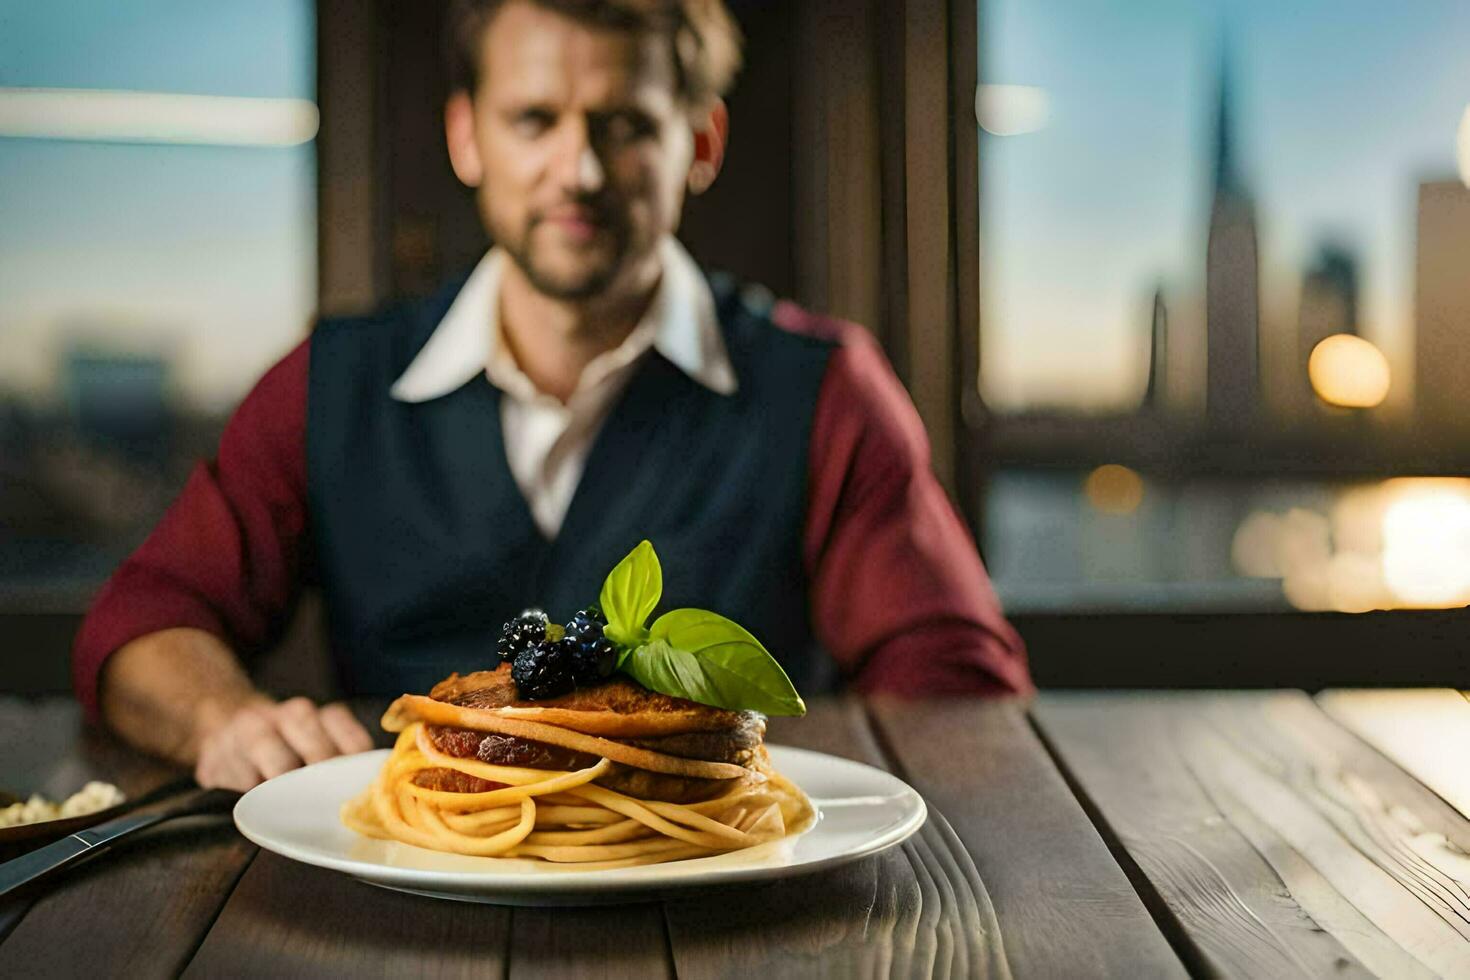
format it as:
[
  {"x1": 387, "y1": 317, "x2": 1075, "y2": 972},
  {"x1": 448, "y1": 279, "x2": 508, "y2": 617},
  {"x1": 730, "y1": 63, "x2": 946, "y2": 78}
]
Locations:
[{"x1": 194, "y1": 697, "x2": 375, "y2": 791}]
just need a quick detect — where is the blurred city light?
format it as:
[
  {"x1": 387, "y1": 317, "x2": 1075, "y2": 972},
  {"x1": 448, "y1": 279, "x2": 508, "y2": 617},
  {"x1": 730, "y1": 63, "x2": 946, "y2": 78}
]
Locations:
[
  {"x1": 1381, "y1": 479, "x2": 1470, "y2": 607},
  {"x1": 975, "y1": 84, "x2": 1051, "y2": 137},
  {"x1": 1231, "y1": 510, "x2": 1286, "y2": 577},
  {"x1": 1329, "y1": 484, "x2": 1386, "y2": 556},
  {"x1": 1232, "y1": 479, "x2": 1470, "y2": 612},
  {"x1": 1083, "y1": 464, "x2": 1144, "y2": 515},
  {"x1": 1276, "y1": 508, "x2": 1334, "y2": 609},
  {"x1": 1324, "y1": 551, "x2": 1383, "y2": 614},
  {"x1": 0, "y1": 88, "x2": 319, "y2": 147},
  {"x1": 1307, "y1": 334, "x2": 1391, "y2": 408},
  {"x1": 1459, "y1": 104, "x2": 1470, "y2": 188}
]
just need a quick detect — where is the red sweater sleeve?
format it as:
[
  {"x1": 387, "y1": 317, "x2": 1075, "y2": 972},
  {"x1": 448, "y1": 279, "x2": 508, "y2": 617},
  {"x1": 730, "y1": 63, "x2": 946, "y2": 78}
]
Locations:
[
  {"x1": 777, "y1": 304, "x2": 1033, "y2": 698},
  {"x1": 71, "y1": 340, "x2": 312, "y2": 724}
]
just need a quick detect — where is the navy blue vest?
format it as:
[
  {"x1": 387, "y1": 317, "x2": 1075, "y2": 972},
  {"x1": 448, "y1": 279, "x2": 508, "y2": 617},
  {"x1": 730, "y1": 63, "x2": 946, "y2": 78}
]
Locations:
[{"x1": 307, "y1": 274, "x2": 837, "y2": 699}]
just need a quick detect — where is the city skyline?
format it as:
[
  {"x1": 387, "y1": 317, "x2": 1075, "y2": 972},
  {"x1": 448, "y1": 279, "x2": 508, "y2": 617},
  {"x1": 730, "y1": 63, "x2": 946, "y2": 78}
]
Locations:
[
  {"x1": 980, "y1": 0, "x2": 1470, "y2": 416},
  {"x1": 2, "y1": 2, "x2": 1467, "y2": 419}
]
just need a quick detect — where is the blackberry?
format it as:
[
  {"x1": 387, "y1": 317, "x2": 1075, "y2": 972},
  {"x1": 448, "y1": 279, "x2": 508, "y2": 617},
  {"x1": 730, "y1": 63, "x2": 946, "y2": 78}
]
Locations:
[
  {"x1": 564, "y1": 607, "x2": 616, "y2": 687},
  {"x1": 572, "y1": 605, "x2": 606, "y2": 628},
  {"x1": 511, "y1": 639, "x2": 577, "y2": 700},
  {"x1": 497, "y1": 609, "x2": 549, "y2": 662}
]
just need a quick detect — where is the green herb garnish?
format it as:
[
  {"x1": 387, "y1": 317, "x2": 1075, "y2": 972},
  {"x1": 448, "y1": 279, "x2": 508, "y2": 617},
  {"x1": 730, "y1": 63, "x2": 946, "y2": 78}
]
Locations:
[{"x1": 597, "y1": 540, "x2": 806, "y2": 716}]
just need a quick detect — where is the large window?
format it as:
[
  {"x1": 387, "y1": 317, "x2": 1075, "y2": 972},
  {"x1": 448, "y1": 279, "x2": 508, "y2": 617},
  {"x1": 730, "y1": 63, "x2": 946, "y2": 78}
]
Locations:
[
  {"x1": 0, "y1": 1, "x2": 316, "y2": 597},
  {"x1": 975, "y1": 1, "x2": 1470, "y2": 613}
]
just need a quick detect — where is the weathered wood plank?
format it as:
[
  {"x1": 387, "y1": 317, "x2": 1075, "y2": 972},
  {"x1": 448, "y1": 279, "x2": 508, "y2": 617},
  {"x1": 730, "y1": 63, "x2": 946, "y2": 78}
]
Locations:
[
  {"x1": 1035, "y1": 690, "x2": 1470, "y2": 979},
  {"x1": 1, "y1": 815, "x2": 254, "y2": 977},
  {"x1": 1033, "y1": 692, "x2": 1381, "y2": 978},
  {"x1": 183, "y1": 852, "x2": 512, "y2": 979},
  {"x1": 0, "y1": 895, "x2": 27, "y2": 947},
  {"x1": 0, "y1": 698, "x2": 253, "y2": 973},
  {"x1": 182, "y1": 698, "x2": 519, "y2": 979},
  {"x1": 1247, "y1": 692, "x2": 1470, "y2": 972},
  {"x1": 664, "y1": 699, "x2": 1011, "y2": 979},
  {"x1": 507, "y1": 904, "x2": 671, "y2": 979},
  {"x1": 868, "y1": 696, "x2": 1187, "y2": 979},
  {"x1": 179, "y1": 697, "x2": 668, "y2": 978},
  {"x1": 1317, "y1": 689, "x2": 1470, "y2": 820}
]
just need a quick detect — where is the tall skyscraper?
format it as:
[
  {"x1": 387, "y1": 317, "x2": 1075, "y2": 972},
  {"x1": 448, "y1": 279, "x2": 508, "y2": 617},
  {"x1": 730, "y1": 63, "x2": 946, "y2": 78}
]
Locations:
[
  {"x1": 1205, "y1": 56, "x2": 1261, "y2": 435},
  {"x1": 1415, "y1": 180, "x2": 1470, "y2": 439},
  {"x1": 1299, "y1": 245, "x2": 1358, "y2": 339}
]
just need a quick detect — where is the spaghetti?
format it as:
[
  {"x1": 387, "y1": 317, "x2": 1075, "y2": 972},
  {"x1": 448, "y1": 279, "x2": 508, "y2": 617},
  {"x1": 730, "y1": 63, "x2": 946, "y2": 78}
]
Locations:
[{"x1": 341, "y1": 722, "x2": 815, "y2": 869}]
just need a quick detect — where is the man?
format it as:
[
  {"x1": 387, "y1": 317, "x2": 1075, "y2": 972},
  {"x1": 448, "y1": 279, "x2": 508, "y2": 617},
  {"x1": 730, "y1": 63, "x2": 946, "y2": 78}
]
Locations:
[{"x1": 73, "y1": 0, "x2": 1031, "y2": 792}]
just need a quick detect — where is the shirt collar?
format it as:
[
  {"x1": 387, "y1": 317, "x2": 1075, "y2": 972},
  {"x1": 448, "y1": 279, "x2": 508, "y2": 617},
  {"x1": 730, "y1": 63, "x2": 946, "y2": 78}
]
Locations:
[{"x1": 389, "y1": 236, "x2": 737, "y2": 403}]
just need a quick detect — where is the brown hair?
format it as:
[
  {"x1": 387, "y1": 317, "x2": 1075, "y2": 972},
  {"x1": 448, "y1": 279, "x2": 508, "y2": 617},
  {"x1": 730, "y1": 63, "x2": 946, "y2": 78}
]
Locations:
[{"x1": 444, "y1": 0, "x2": 743, "y2": 105}]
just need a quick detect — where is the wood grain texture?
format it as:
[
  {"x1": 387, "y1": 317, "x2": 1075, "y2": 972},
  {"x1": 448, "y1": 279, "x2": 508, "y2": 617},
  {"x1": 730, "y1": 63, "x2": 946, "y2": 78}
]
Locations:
[
  {"x1": 1034, "y1": 691, "x2": 1470, "y2": 979},
  {"x1": 1316, "y1": 689, "x2": 1470, "y2": 820},
  {"x1": 507, "y1": 904, "x2": 671, "y2": 979},
  {"x1": 665, "y1": 699, "x2": 1012, "y2": 979},
  {"x1": 0, "y1": 697, "x2": 247, "y2": 972},
  {"x1": 180, "y1": 701, "x2": 510, "y2": 978},
  {"x1": 184, "y1": 852, "x2": 511, "y2": 979},
  {"x1": 1033, "y1": 692, "x2": 1378, "y2": 978},
  {"x1": 175, "y1": 697, "x2": 667, "y2": 979},
  {"x1": 868, "y1": 696, "x2": 1187, "y2": 979},
  {"x1": 0, "y1": 815, "x2": 254, "y2": 978},
  {"x1": 0, "y1": 894, "x2": 27, "y2": 946}
]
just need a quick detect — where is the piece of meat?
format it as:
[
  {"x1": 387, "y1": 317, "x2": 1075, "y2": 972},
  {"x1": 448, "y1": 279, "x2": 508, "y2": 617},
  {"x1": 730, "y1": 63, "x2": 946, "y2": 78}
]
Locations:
[
  {"x1": 413, "y1": 666, "x2": 770, "y2": 803},
  {"x1": 421, "y1": 724, "x2": 760, "y2": 803},
  {"x1": 628, "y1": 715, "x2": 766, "y2": 763},
  {"x1": 427, "y1": 664, "x2": 756, "y2": 733},
  {"x1": 424, "y1": 723, "x2": 761, "y2": 769},
  {"x1": 410, "y1": 767, "x2": 504, "y2": 793},
  {"x1": 595, "y1": 764, "x2": 730, "y2": 803},
  {"x1": 425, "y1": 726, "x2": 600, "y2": 770}
]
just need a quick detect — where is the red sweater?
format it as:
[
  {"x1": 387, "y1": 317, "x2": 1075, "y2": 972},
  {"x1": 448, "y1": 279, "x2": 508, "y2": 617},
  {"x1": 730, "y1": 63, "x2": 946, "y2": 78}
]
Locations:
[{"x1": 72, "y1": 308, "x2": 1031, "y2": 722}]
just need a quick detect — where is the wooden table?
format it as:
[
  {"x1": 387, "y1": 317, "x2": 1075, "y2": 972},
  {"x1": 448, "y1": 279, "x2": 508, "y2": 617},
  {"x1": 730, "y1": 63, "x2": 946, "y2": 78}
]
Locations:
[{"x1": 2, "y1": 691, "x2": 1466, "y2": 978}]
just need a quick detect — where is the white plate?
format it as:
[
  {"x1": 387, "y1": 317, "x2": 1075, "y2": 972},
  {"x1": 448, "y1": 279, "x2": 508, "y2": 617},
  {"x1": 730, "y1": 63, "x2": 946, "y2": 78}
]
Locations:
[{"x1": 234, "y1": 745, "x2": 926, "y2": 905}]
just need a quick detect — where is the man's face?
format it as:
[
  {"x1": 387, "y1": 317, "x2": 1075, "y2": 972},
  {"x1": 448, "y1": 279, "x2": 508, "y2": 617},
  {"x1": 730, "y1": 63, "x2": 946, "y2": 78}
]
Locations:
[{"x1": 452, "y1": 1, "x2": 697, "y2": 301}]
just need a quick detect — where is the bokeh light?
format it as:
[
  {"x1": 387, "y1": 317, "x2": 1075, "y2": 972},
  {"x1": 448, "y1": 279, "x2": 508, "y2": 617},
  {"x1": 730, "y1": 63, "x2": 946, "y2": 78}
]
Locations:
[
  {"x1": 1278, "y1": 508, "x2": 1336, "y2": 610},
  {"x1": 1459, "y1": 104, "x2": 1470, "y2": 188},
  {"x1": 1308, "y1": 334, "x2": 1391, "y2": 408},
  {"x1": 975, "y1": 84, "x2": 1051, "y2": 137},
  {"x1": 1232, "y1": 511, "x2": 1285, "y2": 577},
  {"x1": 1083, "y1": 464, "x2": 1144, "y2": 515},
  {"x1": 1381, "y1": 479, "x2": 1470, "y2": 607},
  {"x1": 1238, "y1": 478, "x2": 1470, "y2": 612},
  {"x1": 1325, "y1": 551, "x2": 1384, "y2": 614},
  {"x1": 0, "y1": 88, "x2": 319, "y2": 146},
  {"x1": 1330, "y1": 484, "x2": 1387, "y2": 556}
]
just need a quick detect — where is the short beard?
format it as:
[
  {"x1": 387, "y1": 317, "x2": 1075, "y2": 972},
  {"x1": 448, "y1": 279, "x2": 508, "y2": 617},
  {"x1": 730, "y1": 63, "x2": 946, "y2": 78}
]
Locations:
[{"x1": 497, "y1": 217, "x2": 628, "y2": 303}]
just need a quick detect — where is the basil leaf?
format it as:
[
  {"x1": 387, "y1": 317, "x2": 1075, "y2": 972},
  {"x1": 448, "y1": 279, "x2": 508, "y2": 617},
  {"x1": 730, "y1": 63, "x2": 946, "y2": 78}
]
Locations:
[
  {"x1": 627, "y1": 608, "x2": 806, "y2": 716},
  {"x1": 599, "y1": 540, "x2": 661, "y2": 647},
  {"x1": 620, "y1": 638, "x2": 710, "y2": 702}
]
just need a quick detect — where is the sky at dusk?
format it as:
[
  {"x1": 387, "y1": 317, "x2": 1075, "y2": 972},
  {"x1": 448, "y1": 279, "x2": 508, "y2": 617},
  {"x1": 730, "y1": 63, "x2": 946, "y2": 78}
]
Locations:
[
  {"x1": 2, "y1": 1, "x2": 1467, "y2": 416},
  {"x1": 0, "y1": 0, "x2": 314, "y2": 411},
  {"x1": 979, "y1": 0, "x2": 1470, "y2": 413}
]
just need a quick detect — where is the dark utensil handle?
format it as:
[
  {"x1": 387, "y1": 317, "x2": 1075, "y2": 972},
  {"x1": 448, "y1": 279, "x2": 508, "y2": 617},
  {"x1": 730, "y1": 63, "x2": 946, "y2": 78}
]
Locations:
[
  {"x1": 0, "y1": 788, "x2": 236, "y2": 900},
  {"x1": 0, "y1": 833, "x2": 97, "y2": 897}
]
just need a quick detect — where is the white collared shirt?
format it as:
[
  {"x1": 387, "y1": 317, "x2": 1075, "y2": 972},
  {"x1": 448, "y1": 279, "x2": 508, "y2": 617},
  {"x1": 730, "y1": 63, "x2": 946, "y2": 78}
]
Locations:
[{"x1": 390, "y1": 236, "x2": 738, "y2": 538}]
